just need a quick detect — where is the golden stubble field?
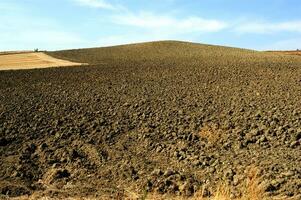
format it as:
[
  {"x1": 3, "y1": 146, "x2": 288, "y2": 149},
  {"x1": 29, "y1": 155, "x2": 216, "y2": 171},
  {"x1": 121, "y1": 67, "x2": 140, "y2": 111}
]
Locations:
[{"x1": 0, "y1": 52, "x2": 85, "y2": 71}]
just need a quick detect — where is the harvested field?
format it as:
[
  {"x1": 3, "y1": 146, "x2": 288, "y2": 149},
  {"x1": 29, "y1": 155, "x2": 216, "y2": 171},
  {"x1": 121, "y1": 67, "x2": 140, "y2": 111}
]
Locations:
[
  {"x1": 267, "y1": 51, "x2": 301, "y2": 56},
  {"x1": 0, "y1": 51, "x2": 33, "y2": 55},
  {"x1": 0, "y1": 41, "x2": 301, "y2": 199},
  {"x1": 0, "y1": 52, "x2": 85, "y2": 71}
]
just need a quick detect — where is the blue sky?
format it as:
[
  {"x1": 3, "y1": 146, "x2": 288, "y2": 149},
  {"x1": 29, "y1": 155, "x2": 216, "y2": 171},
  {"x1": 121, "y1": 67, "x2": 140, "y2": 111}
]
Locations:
[{"x1": 1, "y1": 0, "x2": 301, "y2": 51}]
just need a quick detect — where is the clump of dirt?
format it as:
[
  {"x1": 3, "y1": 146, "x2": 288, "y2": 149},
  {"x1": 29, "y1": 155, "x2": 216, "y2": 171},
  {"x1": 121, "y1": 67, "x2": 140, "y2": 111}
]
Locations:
[{"x1": 0, "y1": 41, "x2": 300, "y2": 199}]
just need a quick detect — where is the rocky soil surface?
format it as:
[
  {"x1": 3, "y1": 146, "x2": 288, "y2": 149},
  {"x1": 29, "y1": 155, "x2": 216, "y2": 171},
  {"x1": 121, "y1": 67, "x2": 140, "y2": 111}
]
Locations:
[{"x1": 0, "y1": 41, "x2": 300, "y2": 199}]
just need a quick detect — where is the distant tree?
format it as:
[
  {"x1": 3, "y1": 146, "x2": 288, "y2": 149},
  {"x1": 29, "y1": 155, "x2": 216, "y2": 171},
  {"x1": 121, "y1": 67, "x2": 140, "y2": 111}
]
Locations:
[
  {"x1": 297, "y1": 49, "x2": 300, "y2": 51},
  {"x1": 34, "y1": 48, "x2": 39, "y2": 52}
]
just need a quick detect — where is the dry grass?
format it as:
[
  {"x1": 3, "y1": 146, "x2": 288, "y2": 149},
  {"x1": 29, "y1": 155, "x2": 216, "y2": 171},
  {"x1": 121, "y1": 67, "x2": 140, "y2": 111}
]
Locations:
[
  {"x1": 7, "y1": 167, "x2": 300, "y2": 200},
  {"x1": 242, "y1": 168, "x2": 265, "y2": 200},
  {"x1": 84, "y1": 168, "x2": 265, "y2": 200},
  {"x1": 198, "y1": 124, "x2": 222, "y2": 145},
  {"x1": 14, "y1": 165, "x2": 293, "y2": 200}
]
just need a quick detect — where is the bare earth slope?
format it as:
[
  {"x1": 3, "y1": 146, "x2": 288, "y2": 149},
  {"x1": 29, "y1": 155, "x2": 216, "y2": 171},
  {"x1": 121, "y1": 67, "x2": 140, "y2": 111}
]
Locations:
[
  {"x1": 0, "y1": 52, "x2": 85, "y2": 71},
  {"x1": 0, "y1": 41, "x2": 301, "y2": 199}
]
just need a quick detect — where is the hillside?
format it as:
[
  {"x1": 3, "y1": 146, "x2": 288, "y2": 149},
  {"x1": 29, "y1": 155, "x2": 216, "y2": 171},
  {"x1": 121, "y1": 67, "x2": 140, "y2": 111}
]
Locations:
[
  {"x1": 48, "y1": 41, "x2": 254, "y2": 62},
  {"x1": 1, "y1": 41, "x2": 301, "y2": 199}
]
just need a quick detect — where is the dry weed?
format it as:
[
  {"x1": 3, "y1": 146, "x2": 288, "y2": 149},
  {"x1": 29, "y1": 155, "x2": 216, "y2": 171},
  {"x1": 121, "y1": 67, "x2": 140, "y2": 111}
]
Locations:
[{"x1": 198, "y1": 124, "x2": 222, "y2": 145}]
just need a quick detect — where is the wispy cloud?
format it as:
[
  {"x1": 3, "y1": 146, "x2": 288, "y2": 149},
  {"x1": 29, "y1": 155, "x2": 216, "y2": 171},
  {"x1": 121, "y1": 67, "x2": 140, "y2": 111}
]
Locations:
[
  {"x1": 235, "y1": 20, "x2": 301, "y2": 34},
  {"x1": 73, "y1": 0, "x2": 116, "y2": 10},
  {"x1": 112, "y1": 12, "x2": 228, "y2": 34},
  {"x1": 258, "y1": 38, "x2": 301, "y2": 50},
  {"x1": 0, "y1": 13, "x2": 87, "y2": 51},
  {"x1": 0, "y1": 1, "x2": 23, "y2": 12}
]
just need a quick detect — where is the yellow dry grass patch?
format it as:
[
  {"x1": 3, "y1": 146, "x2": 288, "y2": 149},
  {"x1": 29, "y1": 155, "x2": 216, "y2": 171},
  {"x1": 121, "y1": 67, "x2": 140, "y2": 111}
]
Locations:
[
  {"x1": 0, "y1": 52, "x2": 86, "y2": 71},
  {"x1": 198, "y1": 124, "x2": 222, "y2": 145},
  {"x1": 12, "y1": 168, "x2": 301, "y2": 200}
]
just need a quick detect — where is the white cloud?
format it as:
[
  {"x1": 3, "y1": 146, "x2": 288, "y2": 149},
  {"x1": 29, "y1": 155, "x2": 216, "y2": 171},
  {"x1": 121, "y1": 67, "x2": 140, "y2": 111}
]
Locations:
[
  {"x1": 235, "y1": 20, "x2": 301, "y2": 34},
  {"x1": 112, "y1": 12, "x2": 228, "y2": 34},
  {"x1": 73, "y1": 0, "x2": 116, "y2": 10}
]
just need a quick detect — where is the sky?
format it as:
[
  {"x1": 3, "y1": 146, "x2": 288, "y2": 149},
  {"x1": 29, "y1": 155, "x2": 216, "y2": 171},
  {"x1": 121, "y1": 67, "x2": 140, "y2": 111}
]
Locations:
[{"x1": 1, "y1": 0, "x2": 301, "y2": 51}]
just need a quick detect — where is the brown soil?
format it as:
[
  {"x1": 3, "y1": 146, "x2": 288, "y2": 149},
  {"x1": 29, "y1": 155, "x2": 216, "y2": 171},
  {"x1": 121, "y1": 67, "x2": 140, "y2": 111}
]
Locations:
[
  {"x1": 0, "y1": 41, "x2": 300, "y2": 199},
  {"x1": 0, "y1": 52, "x2": 85, "y2": 71}
]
